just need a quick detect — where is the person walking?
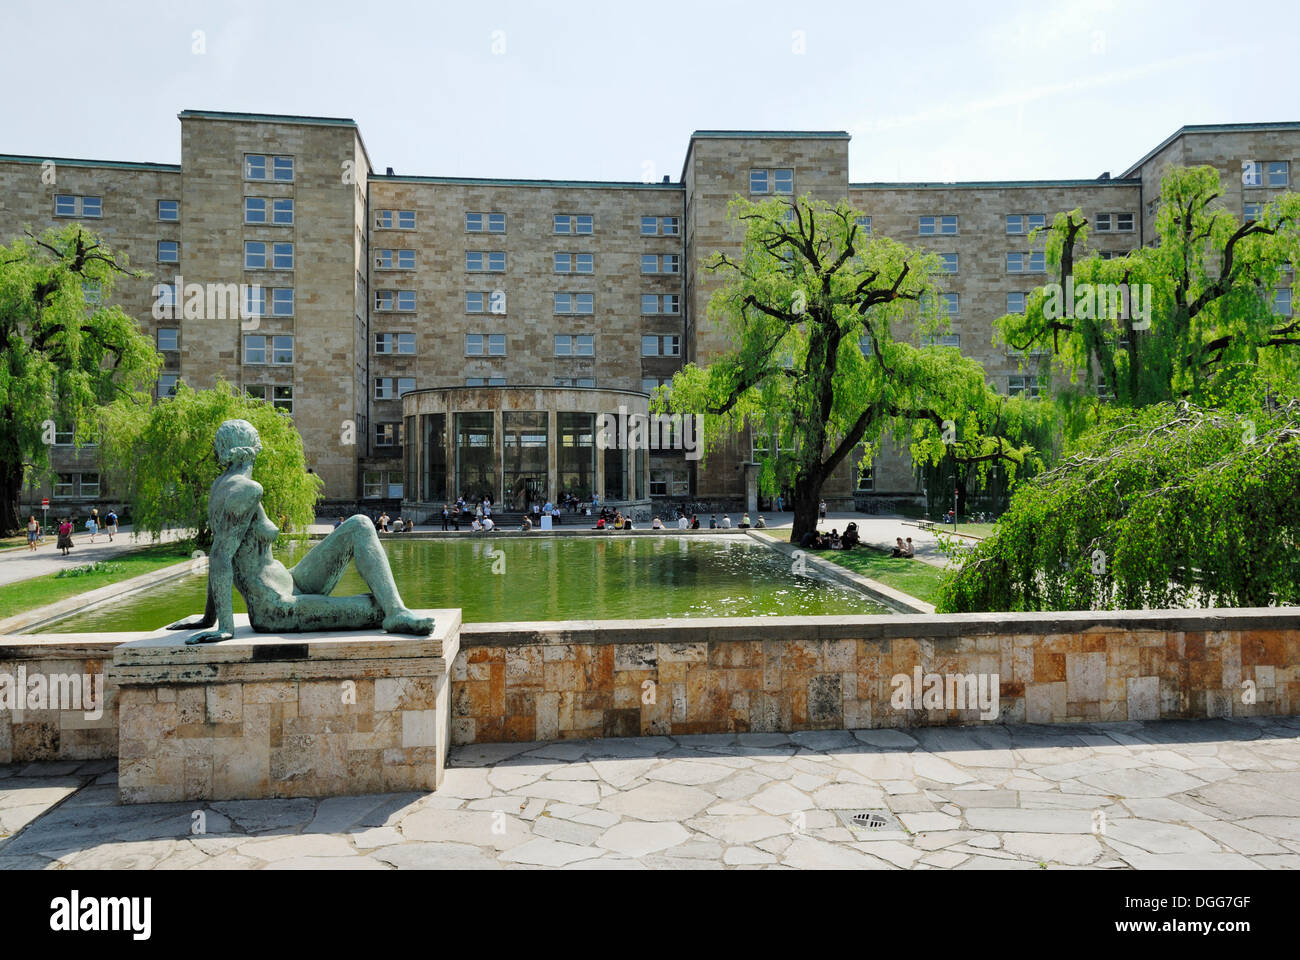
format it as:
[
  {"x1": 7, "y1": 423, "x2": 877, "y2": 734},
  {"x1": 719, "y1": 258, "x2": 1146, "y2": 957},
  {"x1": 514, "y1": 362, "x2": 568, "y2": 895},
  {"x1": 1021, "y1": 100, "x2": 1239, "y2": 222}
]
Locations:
[
  {"x1": 26, "y1": 515, "x2": 39, "y2": 551},
  {"x1": 818, "y1": 499, "x2": 827, "y2": 521},
  {"x1": 84, "y1": 511, "x2": 99, "y2": 543},
  {"x1": 57, "y1": 517, "x2": 74, "y2": 556},
  {"x1": 105, "y1": 508, "x2": 118, "y2": 541}
]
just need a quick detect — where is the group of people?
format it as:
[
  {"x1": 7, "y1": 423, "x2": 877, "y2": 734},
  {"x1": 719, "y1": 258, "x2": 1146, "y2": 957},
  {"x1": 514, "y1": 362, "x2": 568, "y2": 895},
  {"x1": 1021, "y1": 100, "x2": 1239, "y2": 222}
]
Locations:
[
  {"x1": 349, "y1": 512, "x2": 417, "y2": 534},
  {"x1": 27, "y1": 507, "x2": 119, "y2": 556},
  {"x1": 799, "y1": 521, "x2": 862, "y2": 551}
]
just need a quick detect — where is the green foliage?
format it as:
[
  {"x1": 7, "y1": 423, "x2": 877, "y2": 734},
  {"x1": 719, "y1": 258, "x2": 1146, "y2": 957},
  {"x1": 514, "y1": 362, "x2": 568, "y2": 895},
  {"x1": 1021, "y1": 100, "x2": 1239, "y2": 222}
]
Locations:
[
  {"x1": 659, "y1": 195, "x2": 1035, "y2": 538},
  {"x1": 935, "y1": 390, "x2": 1300, "y2": 612},
  {"x1": 997, "y1": 165, "x2": 1300, "y2": 432},
  {"x1": 0, "y1": 225, "x2": 161, "y2": 533},
  {"x1": 56, "y1": 561, "x2": 125, "y2": 578},
  {"x1": 99, "y1": 380, "x2": 322, "y2": 546}
]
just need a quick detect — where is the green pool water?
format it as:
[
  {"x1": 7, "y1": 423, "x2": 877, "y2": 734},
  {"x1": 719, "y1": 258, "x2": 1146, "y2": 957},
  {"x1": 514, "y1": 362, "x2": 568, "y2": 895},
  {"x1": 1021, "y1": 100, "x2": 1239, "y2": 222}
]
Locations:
[{"x1": 38, "y1": 535, "x2": 891, "y2": 633}]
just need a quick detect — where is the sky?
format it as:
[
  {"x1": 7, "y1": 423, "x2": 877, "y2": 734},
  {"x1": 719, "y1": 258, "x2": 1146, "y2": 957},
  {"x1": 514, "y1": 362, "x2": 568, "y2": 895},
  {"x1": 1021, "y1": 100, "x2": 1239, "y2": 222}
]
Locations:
[{"x1": 1, "y1": 0, "x2": 1293, "y2": 184}]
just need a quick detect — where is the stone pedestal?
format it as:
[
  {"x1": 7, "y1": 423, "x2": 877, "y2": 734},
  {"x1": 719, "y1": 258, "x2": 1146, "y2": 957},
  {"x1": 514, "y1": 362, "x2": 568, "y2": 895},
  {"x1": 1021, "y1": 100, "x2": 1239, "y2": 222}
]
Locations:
[{"x1": 110, "y1": 610, "x2": 460, "y2": 804}]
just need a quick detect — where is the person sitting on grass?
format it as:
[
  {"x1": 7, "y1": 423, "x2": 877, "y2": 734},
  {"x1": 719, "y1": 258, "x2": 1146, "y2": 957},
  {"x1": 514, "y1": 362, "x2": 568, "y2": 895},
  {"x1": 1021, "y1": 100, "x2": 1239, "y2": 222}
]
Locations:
[
  {"x1": 890, "y1": 537, "x2": 906, "y2": 557},
  {"x1": 903, "y1": 537, "x2": 915, "y2": 558},
  {"x1": 841, "y1": 522, "x2": 860, "y2": 549}
]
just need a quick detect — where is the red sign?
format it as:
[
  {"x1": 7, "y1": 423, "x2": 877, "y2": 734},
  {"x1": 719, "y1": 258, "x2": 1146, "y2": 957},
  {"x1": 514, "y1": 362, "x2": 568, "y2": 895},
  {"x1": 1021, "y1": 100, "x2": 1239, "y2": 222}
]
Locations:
[{"x1": 41, "y1": 498, "x2": 49, "y2": 507}]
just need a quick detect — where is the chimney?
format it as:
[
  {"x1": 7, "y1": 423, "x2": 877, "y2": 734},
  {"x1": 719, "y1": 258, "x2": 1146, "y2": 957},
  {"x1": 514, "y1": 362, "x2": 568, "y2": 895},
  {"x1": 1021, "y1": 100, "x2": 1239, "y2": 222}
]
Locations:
[
  {"x1": 386, "y1": 166, "x2": 394, "y2": 176},
  {"x1": 662, "y1": 175, "x2": 669, "y2": 183},
  {"x1": 1098, "y1": 171, "x2": 1111, "y2": 180}
]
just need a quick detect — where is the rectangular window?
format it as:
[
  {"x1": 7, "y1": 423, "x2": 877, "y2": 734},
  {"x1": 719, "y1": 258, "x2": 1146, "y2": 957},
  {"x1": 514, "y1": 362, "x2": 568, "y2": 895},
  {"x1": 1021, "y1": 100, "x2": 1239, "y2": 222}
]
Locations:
[
  {"x1": 772, "y1": 169, "x2": 794, "y2": 194},
  {"x1": 374, "y1": 332, "x2": 416, "y2": 355},
  {"x1": 1007, "y1": 252, "x2": 1046, "y2": 273},
  {"x1": 1268, "y1": 161, "x2": 1290, "y2": 187},
  {"x1": 244, "y1": 197, "x2": 267, "y2": 224},
  {"x1": 375, "y1": 377, "x2": 397, "y2": 399},
  {"x1": 555, "y1": 293, "x2": 594, "y2": 314},
  {"x1": 271, "y1": 334, "x2": 293, "y2": 364},
  {"x1": 920, "y1": 215, "x2": 957, "y2": 235},
  {"x1": 375, "y1": 290, "x2": 415, "y2": 311},
  {"x1": 54, "y1": 195, "x2": 102, "y2": 218},
  {"x1": 1274, "y1": 288, "x2": 1292, "y2": 317},
  {"x1": 940, "y1": 293, "x2": 959, "y2": 315},
  {"x1": 272, "y1": 385, "x2": 293, "y2": 412},
  {"x1": 466, "y1": 251, "x2": 506, "y2": 272},
  {"x1": 244, "y1": 155, "x2": 293, "y2": 181},
  {"x1": 53, "y1": 474, "x2": 75, "y2": 498},
  {"x1": 856, "y1": 216, "x2": 872, "y2": 234},
  {"x1": 243, "y1": 335, "x2": 267, "y2": 364},
  {"x1": 660, "y1": 216, "x2": 679, "y2": 236},
  {"x1": 466, "y1": 212, "x2": 506, "y2": 233},
  {"x1": 272, "y1": 242, "x2": 294, "y2": 269},
  {"x1": 486, "y1": 335, "x2": 505, "y2": 356},
  {"x1": 158, "y1": 199, "x2": 179, "y2": 221},
  {"x1": 272, "y1": 198, "x2": 294, "y2": 225},
  {"x1": 554, "y1": 253, "x2": 594, "y2": 274},
  {"x1": 375, "y1": 209, "x2": 416, "y2": 229},
  {"x1": 466, "y1": 291, "x2": 485, "y2": 313},
  {"x1": 54, "y1": 195, "x2": 76, "y2": 217},
  {"x1": 939, "y1": 253, "x2": 958, "y2": 274},
  {"x1": 641, "y1": 216, "x2": 658, "y2": 236},
  {"x1": 244, "y1": 286, "x2": 265, "y2": 317},
  {"x1": 270, "y1": 288, "x2": 294, "y2": 316},
  {"x1": 641, "y1": 335, "x2": 680, "y2": 357},
  {"x1": 642, "y1": 216, "x2": 680, "y2": 236},
  {"x1": 157, "y1": 328, "x2": 179, "y2": 352},
  {"x1": 374, "y1": 249, "x2": 416, "y2": 269},
  {"x1": 554, "y1": 334, "x2": 594, "y2": 357},
  {"x1": 1006, "y1": 214, "x2": 1047, "y2": 234},
  {"x1": 554, "y1": 214, "x2": 594, "y2": 235},
  {"x1": 750, "y1": 170, "x2": 769, "y2": 194},
  {"x1": 375, "y1": 422, "x2": 400, "y2": 447},
  {"x1": 157, "y1": 241, "x2": 179, "y2": 264},
  {"x1": 245, "y1": 385, "x2": 266, "y2": 402},
  {"x1": 1244, "y1": 202, "x2": 1264, "y2": 223},
  {"x1": 158, "y1": 373, "x2": 178, "y2": 398},
  {"x1": 465, "y1": 334, "x2": 483, "y2": 356},
  {"x1": 244, "y1": 241, "x2": 267, "y2": 269},
  {"x1": 76, "y1": 472, "x2": 98, "y2": 498},
  {"x1": 1008, "y1": 375, "x2": 1040, "y2": 398},
  {"x1": 1007, "y1": 292, "x2": 1027, "y2": 313}
]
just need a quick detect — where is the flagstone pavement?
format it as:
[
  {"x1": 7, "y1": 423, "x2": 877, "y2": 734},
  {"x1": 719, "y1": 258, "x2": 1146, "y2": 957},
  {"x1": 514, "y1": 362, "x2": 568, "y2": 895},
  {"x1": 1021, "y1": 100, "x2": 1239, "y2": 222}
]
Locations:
[{"x1": 1, "y1": 717, "x2": 1298, "y2": 870}]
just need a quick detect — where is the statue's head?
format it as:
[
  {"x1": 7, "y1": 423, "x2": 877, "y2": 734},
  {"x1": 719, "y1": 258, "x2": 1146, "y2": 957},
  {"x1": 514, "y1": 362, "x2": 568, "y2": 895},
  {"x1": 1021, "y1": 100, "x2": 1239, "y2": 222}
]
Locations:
[{"x1": 215, "y1": 419, "x2": 262, "y2": 467}]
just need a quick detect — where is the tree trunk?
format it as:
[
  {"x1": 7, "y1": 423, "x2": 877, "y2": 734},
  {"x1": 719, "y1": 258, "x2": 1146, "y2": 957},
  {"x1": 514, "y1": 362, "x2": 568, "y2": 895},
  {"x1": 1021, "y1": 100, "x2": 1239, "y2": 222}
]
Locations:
[
  {"x1": 788, "y1": 484, "x2": 823, "y2": 545},
  {"x1": 0, "y1": 460, "x2": 24, "y2": 538}
]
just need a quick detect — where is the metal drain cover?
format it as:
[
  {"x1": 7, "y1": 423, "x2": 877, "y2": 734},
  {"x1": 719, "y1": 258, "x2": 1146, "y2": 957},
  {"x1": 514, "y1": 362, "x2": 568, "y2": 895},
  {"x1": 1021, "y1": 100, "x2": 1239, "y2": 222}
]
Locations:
[{"x1": 834, "y1": 809, "x2": 904, "y2": 835}]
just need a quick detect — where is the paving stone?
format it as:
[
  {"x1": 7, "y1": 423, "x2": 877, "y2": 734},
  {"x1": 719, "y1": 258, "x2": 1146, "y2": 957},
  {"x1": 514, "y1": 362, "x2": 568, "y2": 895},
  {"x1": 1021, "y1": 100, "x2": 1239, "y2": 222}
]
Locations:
[
  {"x1": 723, "y1": 846, "x2": 777, "y2": 864},
  {"x1": 852, "y1": 729, "x2": 918, "y2": 749},
  {"x1": 964, "y1": 808, "x2": 1093, "y2": 833},
  {"x1": 920, "y1": 850, "x2": 968, "y2": 868},
  {"x1": 644, "y1": 760, "x2": 735, "y2": 785},
  {"x1": 370, "y1": 841, "x2": 501, "y2": 869},
  {"x1": 1102, "y1": 819, "x2": 1223, "y2": 855},
  {"x1": 749, "y1": 782, "x2": 815, "y2": 815},
  {"x1": 599, "y1": 782, "x2": 713, "y2": 822},
  {"x1": 399, "y1": 807, "x2": 530, "y2": 849},
  {"x1": 597, "y1": 821, "x2": 690, "y2": 857},
  {"x1": 1078, "y1": 767, "x2": 1204, "y2": 798},
  {"x1": 499, "y1": 838, "x2": 603, "y2": 866},
  {"x1": 532, "y1": 816, "x2": 605, "y2": 846},
  {"x1": 781, "y1": 836, "x2": 892, "y2": 869},
  {"x1": 899, "y1": 812, "x2": 962, "y2": 833},
  {"x1": 509, "y1": 780, "x2": 602, "y2": 805},
  {"x1": 1000, "y1": 832, "x2": 1103, "y2": 865},
  {"x1": 688, "y1": 814, "x2": 795, "y2": 845},
  {"x1": 266, "y1": 856, "x2": 389, "y2": 870}
]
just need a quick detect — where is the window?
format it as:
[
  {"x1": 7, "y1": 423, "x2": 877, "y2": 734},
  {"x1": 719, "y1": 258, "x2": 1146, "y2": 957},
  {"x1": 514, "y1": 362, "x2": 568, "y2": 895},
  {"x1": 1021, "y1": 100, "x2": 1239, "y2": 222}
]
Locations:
[
  {"x1": 1243, "y1": 160, "x2": 1290, "y2": 188},
  {"x1": 82, "y1": 280, "x2": 101, "y2": 304},
  {"x1": 1244, "y1": 202, "x2": 1264, "y2": 223},
  {"x1": 1274, "y1": 288, "x2": 1292, "y2": 317},
  {"x1": 466, "y1": 291, "x2": 486, "y2": 313},
  {"x1": 376, "y1": 209, "x2": 416, "y2": 229},
  {"x1": 940, "y1": 293, "x2": 959, "y2": 315},
  {"x1": 53, "y1": 474, "x2": 75, "y2": 498},
  {"x1": 1268, "y1": 161, "x2": 1290, "y2": 187},
  {"x1": 554, "y1": 292, "x2": 594, "y2": 314},
  {"x1": 642, "y1": 377, "x2": 671, "y2": 394},
  {"x1": 158, "y1": 373, "x2": 179, "y2": 398},
  {"x1": 1006, "y1": 292, "x2": 1028, "y2": 314},
  {"x1": 466, "y1": 251, "x2": 506, "y2": 272},
  {"x1": 374, "y1": 332, "x2": 415, "y2": 355},
  {"x1": 642, "y1": 335, "x2": 680, "y2": 357},
  {"x1": 939, "y1": 253, "x2": 958, "y2": 274},
  {"x1": 375, "y1": 290, "x2": 415, "y2": 311},
  {"x1": 855, "y1": 464, "x2": 873, "y2": 493},
  {"x1": 466, "y1": 212, "x2": 506, "y2": 233},
  {"x1": 641, "y1": 294, "x2": 679, "y2": 314},
  {"x1": 270, "y1": 288, "x2": 294, "y2": 316},
  {"x1": 272, "y1": 385, "x2": 293, "y2": 412},
  {"x1": 375, "y1": 422, "x2": 401, "y2": 447},
  {"x1": 750, "y1": 170, "x2": 769, "y2": 194},
  {"x1": 245, "y1": 384, "x2": 267, "y2": 402},
  {"x1": 243, "y1": 335, "x2": 266, "y2": 364},
  {"x1": 375, "y1": 377, "x2": 398, "y2": 399},
  {"x1": 244, "y1": 241, "x2": 267, "y2": 269},
  {"x1": 922, "y1": 334, "x2": 961, "y2": 348},
  {"x1": 246, "y1": 241, "x2": 292, "y2": 270},
  {"x1": 244, "y1": 197, "x2": 267, "y2": 224},
  {"x1": 554, "y1": 253, "x2": 594, "y2": 274},
  {"x1": 554, "y1": 214, "x2": 593, "y2": 235},
  {"x1": 642, "y1": 216, "x2": 679, "y2": 236},
  {"x1": 158, "y1": 200, "x2": 179, "y2": 222},
  {"x1": 244, "y1": 154, "x2": 294, "y2": 181},
  {"x1": 244, "y1": 286, "x2": 265, "y2": 318},
  {"x1": 157, "y1": 328, "x2": 179, "y2": 352},
  {"x1": 465, "y1": 334, "x2": 506, "y2": 356},
  {"x1": 272, "y1": 242, "x2": 294, "y2": 269},
  {"x1": 642, "y1": 254, "x2": 680, "y2": 274},
  {"x1": 1008, "y1": 375, "x2": 1040, "y2": 398},
  {"x1": 373, "y1": 249, "x2": 416, "y2": 270},
  {"x1": 749, "y1": 169, "x2": 793, "y2": 194},
  {"x1": 247, "y1": 197, "x2": 292, "y2": 224},
  {"x1": 272, "y1": 199, "x2": 294, "y2": 225},
  {"x1": 1006, "y1": 214, "x2": 1047, "y2": 234},
  {"x1": 1094, "y1": 212, "x2": 1134, "y2": 233},
  {"x1": 773, "y1": 169, "x2": 794, "y2": 194},
  {"x1": 920, "y1": 215, "x2": 957, "y2": 235},
  {"x1": 554, "y1": 377, "x2": 596, "y2": 388},
  {"x1": 554, "y1": 334, "x2": 594, "y2": 357},
  {"x1": 855, "y1": 216, "x2": 872, "y2": 234},
  {"x1": 1007, "y1": 252, "x2": 1046, "y2": 273},
  {"x1": 53, "y1": 195, "x2": 102, "y2": 218},
  {"x1": 271, "y1": 335, "x2": 293, "y2": 364}
]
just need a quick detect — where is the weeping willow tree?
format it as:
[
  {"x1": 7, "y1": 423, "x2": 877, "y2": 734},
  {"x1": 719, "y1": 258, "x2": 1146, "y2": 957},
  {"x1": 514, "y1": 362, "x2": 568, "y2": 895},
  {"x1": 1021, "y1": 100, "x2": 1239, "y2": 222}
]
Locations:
[
  {"x1": 936, "y1": 384, "x2": 1300, "y2": 613},
  {"x1": 660, "y1": 196, "x2": 1038, "y2": 543},
  {"x1": 996, "y1": 164, "x2": 1300, "y2": 439},
  {"x1": 98, "y1": 380, "x2": 322, "y2": 547}
]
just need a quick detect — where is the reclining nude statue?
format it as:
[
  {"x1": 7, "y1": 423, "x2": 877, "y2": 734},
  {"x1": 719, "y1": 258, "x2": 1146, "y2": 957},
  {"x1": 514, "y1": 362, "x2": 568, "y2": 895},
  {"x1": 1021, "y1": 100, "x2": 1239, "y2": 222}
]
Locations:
[{"x1": 167, "y1": 419, "x2": 434, "y2": 644}]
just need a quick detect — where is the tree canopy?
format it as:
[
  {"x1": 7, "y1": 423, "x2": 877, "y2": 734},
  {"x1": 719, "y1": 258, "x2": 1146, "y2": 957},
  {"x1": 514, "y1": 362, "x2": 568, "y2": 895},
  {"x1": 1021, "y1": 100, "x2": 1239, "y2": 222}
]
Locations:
[
  {"x1": 936, "y1": 383, "x2": 1300, "y2": 612},
  {"x1": 0, "y1": 225, "x2": 160, "y2": 534},
  {"x1": 99, "y1": 379, "x2": 322, "y2": 546},
  {"x1": 661, "y1": 196, "x2": 1037, "y2": 541}
]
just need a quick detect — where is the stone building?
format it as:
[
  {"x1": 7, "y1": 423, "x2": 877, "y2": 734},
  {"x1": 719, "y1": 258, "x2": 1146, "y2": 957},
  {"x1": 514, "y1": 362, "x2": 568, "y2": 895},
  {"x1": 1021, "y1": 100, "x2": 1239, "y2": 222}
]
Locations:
[{"x1": 0, "y1": 112, "x2": 1295, "y2": 518}]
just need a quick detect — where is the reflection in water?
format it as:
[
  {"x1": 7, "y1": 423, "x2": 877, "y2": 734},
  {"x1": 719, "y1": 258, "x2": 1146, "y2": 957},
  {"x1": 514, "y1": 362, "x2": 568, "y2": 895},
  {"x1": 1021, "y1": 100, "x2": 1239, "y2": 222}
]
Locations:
[{"x1": 39, "y1": 536, "x2": 891, "y2": 633}]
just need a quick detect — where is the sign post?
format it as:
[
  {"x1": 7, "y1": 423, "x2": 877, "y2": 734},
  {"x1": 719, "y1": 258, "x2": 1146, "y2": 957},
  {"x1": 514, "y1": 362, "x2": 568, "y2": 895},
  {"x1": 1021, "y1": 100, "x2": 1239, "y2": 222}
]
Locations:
[{"x1": 41, "y1": 497, "x2": 49, "y2": 539}]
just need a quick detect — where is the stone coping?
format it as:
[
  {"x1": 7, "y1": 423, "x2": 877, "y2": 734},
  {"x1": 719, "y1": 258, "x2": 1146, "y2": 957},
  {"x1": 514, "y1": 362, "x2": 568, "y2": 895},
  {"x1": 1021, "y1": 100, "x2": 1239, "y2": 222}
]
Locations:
[
  {"x1": 460, "y1": 606, "x2": 1300, "y2": 647},
  {"x1": 109, "y1": 610, "x2": 461, "y2": 666}
]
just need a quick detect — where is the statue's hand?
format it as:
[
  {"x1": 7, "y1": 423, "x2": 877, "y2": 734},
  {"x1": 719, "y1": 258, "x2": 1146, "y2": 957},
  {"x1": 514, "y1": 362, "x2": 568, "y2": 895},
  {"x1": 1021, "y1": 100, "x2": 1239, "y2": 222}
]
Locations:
[
  {"x1": 166, "y1": 614, "x2": 214, "y2": 630},
  {"x1": 184, "y1": 629, "x2": 234, "y2": 645}
]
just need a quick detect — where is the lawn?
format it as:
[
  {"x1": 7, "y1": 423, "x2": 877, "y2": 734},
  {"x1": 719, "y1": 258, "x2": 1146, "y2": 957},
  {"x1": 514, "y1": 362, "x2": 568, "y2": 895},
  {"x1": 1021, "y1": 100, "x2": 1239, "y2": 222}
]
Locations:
[
  {"x1": 820, "y1": 548, "x2": 950, "y2": 606},
  {"x1": 0, "y1": 542, "x2": 194, "y2": 620},
  {"x1": 939, "y1": 521, "x2": 998, "y2": 540}
]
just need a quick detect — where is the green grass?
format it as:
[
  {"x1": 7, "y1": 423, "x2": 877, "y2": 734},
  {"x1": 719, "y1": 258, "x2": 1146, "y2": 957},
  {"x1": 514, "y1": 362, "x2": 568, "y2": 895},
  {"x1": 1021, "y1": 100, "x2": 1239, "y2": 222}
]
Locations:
[
  {"x1": 943, "y1": 521, "x2": 998, "y2": 540},
  {"x1": 0, "y1": 542, "x2": 193, "y2": 620},
  {"x1": 820, "y1": 548, "x2": 949, "y2": 606}
]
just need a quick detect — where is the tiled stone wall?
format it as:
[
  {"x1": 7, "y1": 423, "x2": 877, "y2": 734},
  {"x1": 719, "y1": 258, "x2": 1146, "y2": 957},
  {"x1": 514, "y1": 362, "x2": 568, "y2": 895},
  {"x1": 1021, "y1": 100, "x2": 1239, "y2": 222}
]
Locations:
[
  {"x1": 450, "y1": 611, "x2": 1300, "y2": 743},
  {"x1": 0, "y1": 638, "x2": 123, "y2": 763}
]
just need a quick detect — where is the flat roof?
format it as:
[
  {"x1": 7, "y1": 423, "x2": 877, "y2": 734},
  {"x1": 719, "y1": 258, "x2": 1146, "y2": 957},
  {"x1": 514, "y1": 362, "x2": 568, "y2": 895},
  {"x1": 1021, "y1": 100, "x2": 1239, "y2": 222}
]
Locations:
[
  {"x1": 1122, "y1": 121, "x2": 1300, "y2": 178},
  {"x1": 372, "y1": 174, "x2": 682, "y2": 190},
  {"x1": 851, "y1": 178, "x2": 1141, "y2": 190},
  {"x1": 178, "y1": 109, "x2": 374, "y2": 174},
  {"x1": 0, "y1": 153, "x2": 180, "y2": 173},
  {"x1": 690, "y1": 130, "x2": 851, "y2": 140}
]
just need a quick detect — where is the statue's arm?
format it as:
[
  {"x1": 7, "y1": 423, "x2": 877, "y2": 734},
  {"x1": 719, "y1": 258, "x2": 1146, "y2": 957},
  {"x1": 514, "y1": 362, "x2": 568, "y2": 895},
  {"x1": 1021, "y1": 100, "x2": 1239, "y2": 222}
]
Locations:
[{"x1": 173, "y1": 491, "x2": 257, "y2": 641}]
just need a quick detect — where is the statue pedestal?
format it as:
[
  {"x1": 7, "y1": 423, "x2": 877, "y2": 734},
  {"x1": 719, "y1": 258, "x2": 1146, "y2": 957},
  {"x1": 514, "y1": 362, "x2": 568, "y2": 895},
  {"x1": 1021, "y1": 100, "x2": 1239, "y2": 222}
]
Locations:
[{"x1": 110, "y1": 610, "x2": 460, "y2": 804}]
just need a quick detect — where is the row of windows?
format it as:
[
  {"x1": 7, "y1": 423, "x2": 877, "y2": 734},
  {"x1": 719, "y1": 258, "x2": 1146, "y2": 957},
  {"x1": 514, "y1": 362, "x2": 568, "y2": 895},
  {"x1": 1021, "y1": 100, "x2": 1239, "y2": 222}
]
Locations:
[
  {"x1": 244, "y1": 154, "x2": 294, "y2": 182},
  {"x1": 375, "y1": 211, "x2": 607, "y2": 234},
  {"x1": 374, "y1": 333, "x2": 683, "y2": 360},
  {"x1": 153, "y1": 285, "x2": 294, "y2": 316},
  {"x1": 245, "y1": 197, "x2": 295, "y2": 224},
  {"x1": 367, "y1": 250, "x2": 683, "y2": 275},
  {"x1": 1242, "y1": 160, "x2": 1290, "y2": 187},
  {"x1": 459, "y1": 292, "x2": 681, "y2": 314},
  {"x1": 750, "y1": 169, "x2": 795, "y2": 195}
]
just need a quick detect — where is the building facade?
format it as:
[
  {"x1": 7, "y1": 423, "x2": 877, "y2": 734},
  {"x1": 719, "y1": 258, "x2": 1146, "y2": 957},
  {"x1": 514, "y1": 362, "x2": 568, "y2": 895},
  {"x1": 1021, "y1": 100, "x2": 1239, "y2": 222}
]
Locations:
[{"x1": 1, "y1": 113, "x2": 1295, "y2": 517}]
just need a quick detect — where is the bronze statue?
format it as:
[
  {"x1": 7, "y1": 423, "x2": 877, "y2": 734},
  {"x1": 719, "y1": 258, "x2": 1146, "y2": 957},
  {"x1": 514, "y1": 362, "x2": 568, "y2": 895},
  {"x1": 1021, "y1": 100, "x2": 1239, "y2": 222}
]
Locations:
[{"x1": 168, "y1": 419, "x2": 433, "y2": 643}]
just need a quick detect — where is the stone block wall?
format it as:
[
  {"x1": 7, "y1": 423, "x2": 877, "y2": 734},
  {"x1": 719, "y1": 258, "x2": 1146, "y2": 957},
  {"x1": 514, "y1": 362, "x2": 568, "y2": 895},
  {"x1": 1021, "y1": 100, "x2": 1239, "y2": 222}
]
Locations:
[{"x1": 450, "y1": 611, "x2": 1300, "y2": 743}]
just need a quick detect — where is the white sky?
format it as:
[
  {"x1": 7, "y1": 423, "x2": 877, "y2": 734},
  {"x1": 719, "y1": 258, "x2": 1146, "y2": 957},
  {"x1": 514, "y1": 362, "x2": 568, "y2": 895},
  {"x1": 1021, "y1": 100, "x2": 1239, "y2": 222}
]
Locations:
[{"x1": 2, "y1": 0, "x2": 1290, "y2": 183}]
